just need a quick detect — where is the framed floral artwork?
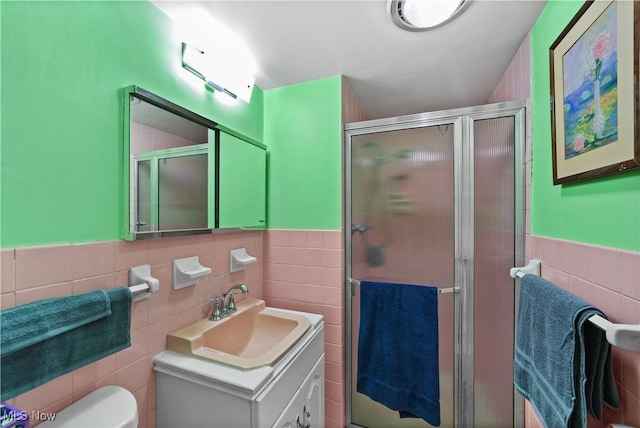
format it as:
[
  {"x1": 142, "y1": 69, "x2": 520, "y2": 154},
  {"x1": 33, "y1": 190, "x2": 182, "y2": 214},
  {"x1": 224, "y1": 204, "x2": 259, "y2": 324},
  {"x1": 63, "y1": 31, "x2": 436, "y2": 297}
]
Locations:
[{"x1": 550, "y1": 0, "x2": 639, "y2": 185}]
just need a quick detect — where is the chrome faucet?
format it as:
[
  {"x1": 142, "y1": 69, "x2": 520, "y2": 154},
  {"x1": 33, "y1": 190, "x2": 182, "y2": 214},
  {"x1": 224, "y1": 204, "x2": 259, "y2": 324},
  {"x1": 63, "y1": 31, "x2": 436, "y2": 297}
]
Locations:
[
  {"x1": 209, "y1": 284, "x2": 249, "y2": 321},
  {"x1": 223, "y1": 283, "x2": 249, "y2": 312}
]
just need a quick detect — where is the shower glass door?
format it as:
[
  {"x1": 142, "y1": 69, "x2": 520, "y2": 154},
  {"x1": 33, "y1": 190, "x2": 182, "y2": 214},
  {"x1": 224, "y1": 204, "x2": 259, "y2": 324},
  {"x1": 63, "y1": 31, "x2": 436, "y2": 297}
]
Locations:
[
  {"x1": 472, "y1": 116, "x2": 516, "y2": 427},
  {"x1": 345, "y1": 102, "x2": 525, "y2": 428},
  {"x1": 349, "y1": 123, "x2": 457, "y2": 428}
]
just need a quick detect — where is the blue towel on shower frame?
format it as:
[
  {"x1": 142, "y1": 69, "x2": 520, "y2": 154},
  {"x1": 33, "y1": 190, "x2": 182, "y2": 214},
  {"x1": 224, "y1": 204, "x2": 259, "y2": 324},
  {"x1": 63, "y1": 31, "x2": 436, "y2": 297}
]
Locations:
[
  {"x1": 357, "y1": 281, "x2": 441, "y2": 426},
  {"x1": 0, "y1": 287, "x2": 131, "y2": 400},
  {"x1": 514, "y1": 274, "x2": 619, "y2": 428}
]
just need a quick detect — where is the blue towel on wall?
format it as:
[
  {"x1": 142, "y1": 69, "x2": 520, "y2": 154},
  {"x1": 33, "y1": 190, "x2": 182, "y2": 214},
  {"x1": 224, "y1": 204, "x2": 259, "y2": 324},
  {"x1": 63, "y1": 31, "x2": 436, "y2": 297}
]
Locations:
[
  {"x1": 514, "y1": 274, "x2": 619, "y2": 428},
  {"x1": 357, "y1": 281, "x2": 441, "y2": 426},
  {"x1": 0, "y1": 287, "x2": 131, "y2": 400}
]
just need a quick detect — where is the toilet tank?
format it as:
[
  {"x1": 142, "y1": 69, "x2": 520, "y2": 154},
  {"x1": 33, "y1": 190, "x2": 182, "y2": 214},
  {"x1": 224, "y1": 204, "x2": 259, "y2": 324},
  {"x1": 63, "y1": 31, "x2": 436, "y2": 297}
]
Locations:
[{"x1": 38, "y1": 386, "x2": 138, "y2": 428}]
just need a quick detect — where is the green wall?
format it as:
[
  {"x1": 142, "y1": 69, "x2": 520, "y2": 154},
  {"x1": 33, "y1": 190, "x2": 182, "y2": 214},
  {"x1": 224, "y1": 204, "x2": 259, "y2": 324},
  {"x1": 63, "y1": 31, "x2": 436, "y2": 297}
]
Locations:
[
  {"x1": 530, "y1": 0, "x2": 640, "y2": 251},
  {"x1": 264, "y1": 77, "x2": 342, "y2": 230},
  {"x1": 1, "y1": 1, "x2": 263, "y2": 248},
  {"x1": 14, "y1": 0, "x2": 628, "y2": 250}
]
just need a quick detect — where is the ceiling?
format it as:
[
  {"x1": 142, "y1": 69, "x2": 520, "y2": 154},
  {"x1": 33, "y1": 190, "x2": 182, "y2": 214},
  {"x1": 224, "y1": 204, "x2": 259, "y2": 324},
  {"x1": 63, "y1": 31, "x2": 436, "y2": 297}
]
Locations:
[{"x1": 154, "y1": 0, "x2": 547, "y2": 120}]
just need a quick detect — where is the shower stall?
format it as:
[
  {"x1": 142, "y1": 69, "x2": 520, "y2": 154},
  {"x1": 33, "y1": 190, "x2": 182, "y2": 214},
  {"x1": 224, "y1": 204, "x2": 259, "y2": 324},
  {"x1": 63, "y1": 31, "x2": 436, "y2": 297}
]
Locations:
[{"x1": 344, "y1": 101, "x2": 526, "y2": 428}]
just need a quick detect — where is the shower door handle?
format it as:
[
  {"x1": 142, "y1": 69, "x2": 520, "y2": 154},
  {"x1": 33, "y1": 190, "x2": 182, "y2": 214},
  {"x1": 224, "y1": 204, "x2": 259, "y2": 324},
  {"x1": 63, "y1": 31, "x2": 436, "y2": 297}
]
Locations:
[{"x1": 351, "y1": 223, "x2": 372, "y2": 234}]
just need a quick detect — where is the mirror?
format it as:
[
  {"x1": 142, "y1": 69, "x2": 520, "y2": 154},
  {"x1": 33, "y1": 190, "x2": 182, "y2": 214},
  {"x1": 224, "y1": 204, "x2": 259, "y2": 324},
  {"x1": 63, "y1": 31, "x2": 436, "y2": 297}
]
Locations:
[{"x1": 124, "y1": 86, "x2": 217, "y2": 240}]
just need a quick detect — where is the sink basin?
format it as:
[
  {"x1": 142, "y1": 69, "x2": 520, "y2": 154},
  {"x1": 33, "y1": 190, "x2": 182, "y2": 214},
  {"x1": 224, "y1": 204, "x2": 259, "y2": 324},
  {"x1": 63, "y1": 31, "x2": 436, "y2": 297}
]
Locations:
[{"x1": 166, "y1": 298, "x2": 311, "y2": 369}]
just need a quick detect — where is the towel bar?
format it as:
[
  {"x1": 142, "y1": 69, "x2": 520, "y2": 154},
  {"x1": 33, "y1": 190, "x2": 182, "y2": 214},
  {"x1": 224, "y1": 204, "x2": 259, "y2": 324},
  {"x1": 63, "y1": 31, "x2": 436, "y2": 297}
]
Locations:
[
  {"x1": 128, "y1": 264, "x2": 159, "y2": 301},
  {"x1": 128, "y1": 282, "x2": 150, "y2": 296},
  {"x1": 509, "y1": 259, "x2": 541, "y2": 278},
  {"x1": 510, "y1": 260, "x2": 640, "y2": 353},
  {"x1": 348, "y1": 278, "x2": 459, "y2": 294}
]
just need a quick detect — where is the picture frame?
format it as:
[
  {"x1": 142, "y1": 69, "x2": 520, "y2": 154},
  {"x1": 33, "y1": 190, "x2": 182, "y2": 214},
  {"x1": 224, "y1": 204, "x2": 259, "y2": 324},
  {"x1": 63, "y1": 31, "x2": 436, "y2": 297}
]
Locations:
[{"x1": 550, "y1": 0, "x2": 639, "y2": 185}]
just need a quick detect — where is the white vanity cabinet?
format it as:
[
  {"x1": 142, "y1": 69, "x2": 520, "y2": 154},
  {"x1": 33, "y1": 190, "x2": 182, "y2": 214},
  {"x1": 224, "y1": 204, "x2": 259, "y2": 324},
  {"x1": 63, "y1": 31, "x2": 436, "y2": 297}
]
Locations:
[
  {"x1": 271, "y1": 355, "x2": 324, "y2": 428},
  {"x1": 153, "y1": 309, "x2": 324, "y2": 428}
]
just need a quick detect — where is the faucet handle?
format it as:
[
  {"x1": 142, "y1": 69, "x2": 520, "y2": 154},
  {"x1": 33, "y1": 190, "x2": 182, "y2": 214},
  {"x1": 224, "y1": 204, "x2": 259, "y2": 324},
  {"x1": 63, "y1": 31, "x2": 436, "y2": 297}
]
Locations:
[
  {"x1": 209, "y1": 297, "x2": 223, "y2": 321},
  {"x1": 224, "y1": 291, "x2": 238, "y2": 312}
]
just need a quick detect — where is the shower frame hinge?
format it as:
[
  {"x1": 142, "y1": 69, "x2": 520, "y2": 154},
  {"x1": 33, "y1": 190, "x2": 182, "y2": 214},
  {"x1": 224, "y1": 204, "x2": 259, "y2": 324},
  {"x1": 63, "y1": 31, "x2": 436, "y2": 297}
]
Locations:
[{"x1": 350, "y1": 281, "x2": 356, "y2": 297}]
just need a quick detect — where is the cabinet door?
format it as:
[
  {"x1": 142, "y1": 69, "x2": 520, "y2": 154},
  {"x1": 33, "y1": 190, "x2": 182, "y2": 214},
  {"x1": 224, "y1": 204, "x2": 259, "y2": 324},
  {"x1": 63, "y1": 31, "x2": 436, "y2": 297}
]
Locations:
[
  {"x1": 219, "y1": 132, "x2": 266, "y2": 228},
  {"x1": 271, "y1": 387, "x2": 301, "y2": 428},
  {"x1": 301, "y1": 355, "x2": 324, "y2": 428}
]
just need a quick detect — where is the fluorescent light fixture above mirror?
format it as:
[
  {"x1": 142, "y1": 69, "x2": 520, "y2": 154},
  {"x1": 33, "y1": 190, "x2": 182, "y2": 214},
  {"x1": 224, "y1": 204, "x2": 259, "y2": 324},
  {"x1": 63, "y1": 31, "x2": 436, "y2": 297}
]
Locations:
[
  {"x1": 181, "y1": 43, "x2": 207, "y2": 81},
  {"x1": 181, "y1": 42, "x2": 255, "y2": 103}
]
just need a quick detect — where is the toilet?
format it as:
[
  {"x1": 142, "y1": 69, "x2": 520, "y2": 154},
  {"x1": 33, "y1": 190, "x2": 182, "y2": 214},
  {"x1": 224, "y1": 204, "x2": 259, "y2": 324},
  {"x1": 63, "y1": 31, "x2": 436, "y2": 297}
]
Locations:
[{"x1": 38, "y1": 386, "x2": 138, "y2": 428}]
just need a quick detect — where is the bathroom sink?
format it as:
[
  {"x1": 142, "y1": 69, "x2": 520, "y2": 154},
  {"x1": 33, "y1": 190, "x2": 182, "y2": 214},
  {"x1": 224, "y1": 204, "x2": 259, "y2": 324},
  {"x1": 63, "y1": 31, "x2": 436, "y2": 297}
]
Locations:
[{"x1": 166, "y1": 298, "x2": 311, "y2": 369}]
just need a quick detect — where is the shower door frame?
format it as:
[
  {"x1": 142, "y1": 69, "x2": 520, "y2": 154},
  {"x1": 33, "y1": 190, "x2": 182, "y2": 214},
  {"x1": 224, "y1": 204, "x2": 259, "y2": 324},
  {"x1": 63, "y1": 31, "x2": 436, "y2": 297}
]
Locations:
[{"x1": 344, "y1": 100, "x2": 526, "y2": 428}]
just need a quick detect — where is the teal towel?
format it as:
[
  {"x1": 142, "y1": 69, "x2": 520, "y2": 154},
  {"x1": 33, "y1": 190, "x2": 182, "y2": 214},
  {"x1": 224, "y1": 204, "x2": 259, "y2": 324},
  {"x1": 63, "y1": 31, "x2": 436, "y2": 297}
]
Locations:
[
  {"x1": 0, "y1": 287, "x2": 131, "y2": 400},
  {"x1": 514, "y1": 274, "x2": 619, "y2": 428},
  {"x1": 0, "y1": 290, "x2": 112, "y2": 356}
]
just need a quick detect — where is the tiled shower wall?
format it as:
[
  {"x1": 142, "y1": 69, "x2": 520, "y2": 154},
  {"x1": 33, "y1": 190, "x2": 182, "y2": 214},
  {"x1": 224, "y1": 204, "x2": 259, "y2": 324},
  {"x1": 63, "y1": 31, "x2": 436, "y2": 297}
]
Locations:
[
  {"x1": 342, "y1": 77, "x2": 368, "y2": 124},
  {"x1": 492, "y1": 34, "x2": 640, "y2": 427},
  {"x1": 0, "y1": 231, "x2": 263, "y2": 427},
  {"x1": 489, "y1": 34, "x2": 533, "y2": 237}
]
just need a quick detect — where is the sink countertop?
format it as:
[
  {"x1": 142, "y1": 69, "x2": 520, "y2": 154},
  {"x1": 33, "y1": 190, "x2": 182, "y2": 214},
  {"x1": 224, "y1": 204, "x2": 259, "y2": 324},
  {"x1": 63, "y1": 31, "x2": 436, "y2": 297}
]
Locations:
[{"x1": 153, "y1": 307, "x2": 324, "y2": 398}]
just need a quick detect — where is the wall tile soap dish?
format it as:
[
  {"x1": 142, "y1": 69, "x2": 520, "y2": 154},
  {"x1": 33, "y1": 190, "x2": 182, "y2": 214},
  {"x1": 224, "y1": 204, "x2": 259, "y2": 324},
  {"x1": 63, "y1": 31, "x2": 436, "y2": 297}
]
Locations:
[
  {"x1": 173, "y1": 256, "x2": 212, "y2": 290},
  {"x1": 230, "y1": 248, "x2": 257, "y2": 273}
]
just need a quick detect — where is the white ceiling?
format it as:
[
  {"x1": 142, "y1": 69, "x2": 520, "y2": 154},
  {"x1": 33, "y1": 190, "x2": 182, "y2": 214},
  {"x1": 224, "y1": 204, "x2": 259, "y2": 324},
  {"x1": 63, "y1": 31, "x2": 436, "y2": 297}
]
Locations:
[{"x1": 154, "y1": 0, "x2": 547, "y2": 120}]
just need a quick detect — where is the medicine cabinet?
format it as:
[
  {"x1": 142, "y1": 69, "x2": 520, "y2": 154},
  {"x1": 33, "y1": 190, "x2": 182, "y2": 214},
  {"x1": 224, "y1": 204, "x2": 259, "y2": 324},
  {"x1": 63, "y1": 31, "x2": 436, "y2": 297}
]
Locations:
[
  {"x1": 218, "y1": 132, "x2": 266, "y2": 228},
  {"x1": 123, "y1": 86, "x2": 266, "y2": 240}
]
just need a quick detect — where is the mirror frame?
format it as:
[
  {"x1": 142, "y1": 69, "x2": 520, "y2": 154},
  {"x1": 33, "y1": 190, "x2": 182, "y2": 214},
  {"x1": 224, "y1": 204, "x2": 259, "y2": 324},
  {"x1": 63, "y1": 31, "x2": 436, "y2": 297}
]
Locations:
[{"x1": 123, "y1": 85, "x2": 218, "y2": 240}]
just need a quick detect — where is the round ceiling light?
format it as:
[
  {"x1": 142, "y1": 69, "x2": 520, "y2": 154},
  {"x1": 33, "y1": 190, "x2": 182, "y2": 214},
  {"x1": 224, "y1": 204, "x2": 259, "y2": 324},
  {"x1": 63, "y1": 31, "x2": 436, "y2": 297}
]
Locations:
[{"x1": 389, "y1": 0, "x2": 470, "y2": 31}]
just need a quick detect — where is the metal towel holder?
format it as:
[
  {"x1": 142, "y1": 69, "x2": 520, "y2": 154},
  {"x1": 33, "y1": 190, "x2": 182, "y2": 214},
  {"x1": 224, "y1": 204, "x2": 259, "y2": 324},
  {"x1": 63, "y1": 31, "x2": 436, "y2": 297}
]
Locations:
[
  {"x1": 348, "y1": 278, "x2": 459, "y2": 294},
  {"x1": 127, "y1": 264, "x2": 159, "y2": 302},
  {"x1": 510, "y1": 259, "x2": 640, "y2": 353}
]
